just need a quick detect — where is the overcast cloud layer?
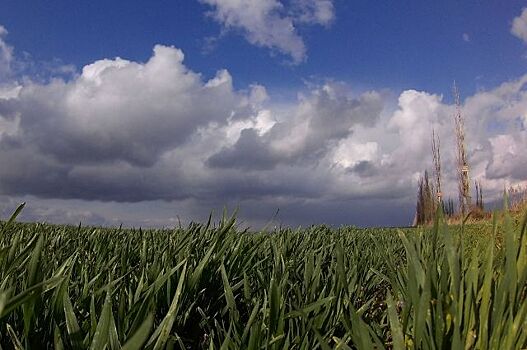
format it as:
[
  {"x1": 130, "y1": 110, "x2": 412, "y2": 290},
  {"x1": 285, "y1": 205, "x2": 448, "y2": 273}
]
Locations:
[{"x1": 0, "y1": 16, "x2": 526, "y2": 228}]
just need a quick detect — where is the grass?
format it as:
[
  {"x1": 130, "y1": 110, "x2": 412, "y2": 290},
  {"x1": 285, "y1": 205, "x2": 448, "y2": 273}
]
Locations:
[{"x1": 0, "y1": 204, "x2": 524, "y2": 349}]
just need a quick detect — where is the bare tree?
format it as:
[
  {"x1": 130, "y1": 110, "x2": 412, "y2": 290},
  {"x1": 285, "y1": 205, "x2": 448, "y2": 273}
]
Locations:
[
  {"x1": 431, "y1": 128, "x2": 442, "y2": 205},
  {"x1": 415, "y1": 170, "x2": 435, "y2": 225},
  {"x1": 453, "y1": 82, "x2": 471, "y2": 215}
]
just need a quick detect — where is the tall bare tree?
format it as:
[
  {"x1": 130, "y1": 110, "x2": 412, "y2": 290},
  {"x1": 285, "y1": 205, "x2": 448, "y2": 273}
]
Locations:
[
  {"x1": 453, "y1": 82, "x2": 471, "y2": 215},
  {"x1": 431, "y1": 129, "x2": 442, "y2": 204}
]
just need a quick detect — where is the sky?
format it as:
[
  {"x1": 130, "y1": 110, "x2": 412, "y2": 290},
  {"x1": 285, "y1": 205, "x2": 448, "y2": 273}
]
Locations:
[{"x1": 0, "y1": 0, "x2": 526, "y2": 228}]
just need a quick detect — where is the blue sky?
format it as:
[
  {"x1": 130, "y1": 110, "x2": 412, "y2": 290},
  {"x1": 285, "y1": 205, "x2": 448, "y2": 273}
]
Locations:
[
  {"x1": 0, "y1": 1, "x2": 526, "y2": 228},
  {"x1": 3, "y1": 0, "x2": 526, "y2": 96}
]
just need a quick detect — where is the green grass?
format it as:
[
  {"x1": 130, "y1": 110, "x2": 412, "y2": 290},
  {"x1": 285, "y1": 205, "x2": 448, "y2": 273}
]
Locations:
[{"x1": 0, "y1": 204, "x2": 525, "y2": 349}]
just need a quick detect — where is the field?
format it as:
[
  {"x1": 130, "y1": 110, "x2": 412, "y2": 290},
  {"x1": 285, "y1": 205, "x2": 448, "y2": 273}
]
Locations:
[{"x1": 0, "y1": 205, "x2": 525, "y2": 349}]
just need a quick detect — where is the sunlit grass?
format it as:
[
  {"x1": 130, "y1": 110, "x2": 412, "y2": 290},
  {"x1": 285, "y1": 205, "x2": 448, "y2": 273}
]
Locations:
[{"x1": 0, "y1": 204, "x2": 524, "y2": 349}]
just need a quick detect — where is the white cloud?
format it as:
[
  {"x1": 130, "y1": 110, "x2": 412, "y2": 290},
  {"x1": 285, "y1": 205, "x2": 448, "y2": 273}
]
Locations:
[
  {"x1": 0, "y1": 83, "x2": 21, "y2": 99},
  {"x1": 290, "y1": 0, "x2": 334, "y2": 26},
  {"x1": 512, "y1": 8, "x2": 527, "y2": 44},
  {"x1": 487, "y1": 133, "x2": 527, "y2": 180},
  {"x1": 387, "y1": 90, "x2": 449, "y2": 169},
  {"x1": 208, "y1": 83, "x2": 384, "y2": 169},
  {"x1": 0, "y1": 26, "x2": 14, "y2": 79},
  {"x1": 7, "y1": 45, "x2": 253, "y2": 167},
  {"x1": 200, "y1": 0, "x2": 334, "y2": 64},
  {"x1": 333, "y1": 141, "x2": 379, "y2": 169}
]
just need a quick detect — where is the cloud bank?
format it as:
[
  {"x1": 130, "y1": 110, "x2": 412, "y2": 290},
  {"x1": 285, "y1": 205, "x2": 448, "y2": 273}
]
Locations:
[{"x1": 0, "y1": 25, "x2": 526, "y2": 227}]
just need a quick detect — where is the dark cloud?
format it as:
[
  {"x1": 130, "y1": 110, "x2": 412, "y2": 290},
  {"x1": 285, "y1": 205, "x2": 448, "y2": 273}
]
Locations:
[
  {"x1": 349, "y1": 161, "x2": 378, "y2": 177},
  {"x1": 0, "y1": 196, "x2": 111, "y2": 227},
  {"x1": 207, "y1": 128, "x2": 282, "y2": 170},
  {"x1": 232, "y1": 197, "x2": 416, "y2": 229}
]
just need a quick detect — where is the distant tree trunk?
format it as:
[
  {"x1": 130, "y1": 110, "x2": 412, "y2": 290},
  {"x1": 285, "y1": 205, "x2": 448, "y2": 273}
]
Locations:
[
  {"x1": 416, "y1": 177, "x2": 424, "y2": 225},
  {"x1": 473, "y1": 180, "x2": 485, "y2": 210},
  {"x1": 442, "y1": 197, "x2": 455, "y2": 217},
  {"x1": 424, "y1": 171, "x2": 434, "y2": 222},
  {"x1": 415, "y1": 170, "x2": 435, "y2": 225}
]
